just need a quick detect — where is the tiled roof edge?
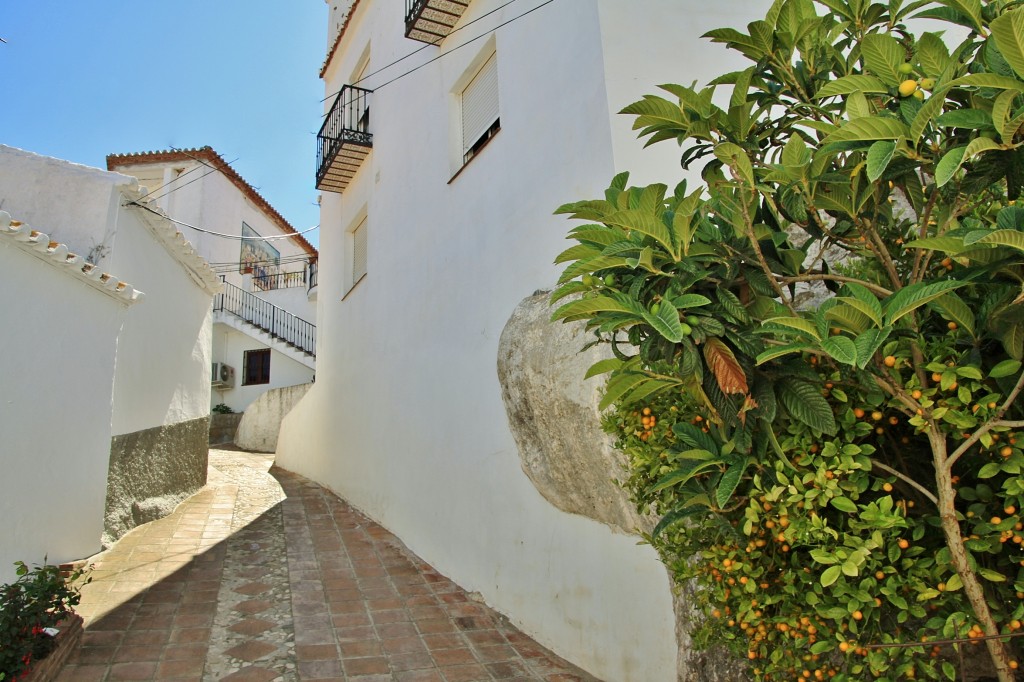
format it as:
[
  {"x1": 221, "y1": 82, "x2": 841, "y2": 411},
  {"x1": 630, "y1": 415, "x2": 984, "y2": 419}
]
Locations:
[
  {"x1": 105, "y1": 146, "x2": 318, "y2": 259},
  {"x1": 117, "y1": 186, "x2": 224, "y2": 296},
  {"x1": 320, "y1": 0, "x2": 363, "y2": 78},
  {"x1": 0, "y1": 211, "x2": 145, "y2": 306}
]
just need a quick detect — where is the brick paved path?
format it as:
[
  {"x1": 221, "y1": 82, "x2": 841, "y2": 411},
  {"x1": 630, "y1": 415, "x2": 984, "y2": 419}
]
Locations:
[{"x1": 57, "y1": 448, "x2": 598, "y2": 682}]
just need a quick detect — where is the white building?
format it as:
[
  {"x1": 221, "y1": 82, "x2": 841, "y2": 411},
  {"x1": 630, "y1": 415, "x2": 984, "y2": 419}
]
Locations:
[
  {"x1": 276, "y1": 1, "x2": 768, "y2": 679},
  {"x1": 107, "y1": 147, "x2": 319, "y2": 414},
  {"x1": 0, "y1": 146, "x2": 221, "y2": 578}
]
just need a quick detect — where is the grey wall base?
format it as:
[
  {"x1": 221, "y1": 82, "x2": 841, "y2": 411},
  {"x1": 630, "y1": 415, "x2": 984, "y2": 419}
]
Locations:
[
  {"x1": 209, "y1": 412, "x2": 243, "y2": 445},
  {"x1": 103, "y1": 416, "x2": 210, "y2": 546}
]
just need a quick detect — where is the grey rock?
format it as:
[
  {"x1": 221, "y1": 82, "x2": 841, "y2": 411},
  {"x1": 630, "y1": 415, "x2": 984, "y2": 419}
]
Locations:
[
  {"x1": 498, "y1": 291, "x2": 751, "y2": 681},
  {"x1": 497, "y1": 291, "x2": 650, "y2": 535}
]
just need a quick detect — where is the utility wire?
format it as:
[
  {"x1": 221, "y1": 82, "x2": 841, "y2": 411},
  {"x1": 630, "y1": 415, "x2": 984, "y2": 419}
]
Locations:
[
  {"x1": 323, "y1": 0, "x2": 525, "y2": 102},
  {"x1": 372, "y1": 0, "x2": 556, "y2": 93},
  {"x1": 141, "y1": 148, "x2": 242, "y2": 204},
  {"x1": 128, "y1": 160, "x2": 207, "y2": 204},
  {"x1": 128, "y1": 200, "x2": 319, "y2": 241}
]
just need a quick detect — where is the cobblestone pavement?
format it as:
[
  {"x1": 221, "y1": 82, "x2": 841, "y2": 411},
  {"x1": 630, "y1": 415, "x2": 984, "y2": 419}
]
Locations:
[{"x1": 57, "y1": 448, "x2": 599, "y2": 682}]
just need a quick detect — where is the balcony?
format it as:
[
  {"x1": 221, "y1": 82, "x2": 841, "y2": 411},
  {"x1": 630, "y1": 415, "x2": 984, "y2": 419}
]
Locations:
[
  {"x1": 405, "y1": 0, "x2": 470, "y2": 43},
  {"x1": 316, "y1": 85, "x2": 372, "y2": 194}
]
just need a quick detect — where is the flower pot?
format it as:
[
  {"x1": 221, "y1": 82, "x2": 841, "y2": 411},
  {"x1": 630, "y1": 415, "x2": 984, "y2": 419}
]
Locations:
[{"x1": 19, "y1": 614, "x2": 83, "y2": 682}]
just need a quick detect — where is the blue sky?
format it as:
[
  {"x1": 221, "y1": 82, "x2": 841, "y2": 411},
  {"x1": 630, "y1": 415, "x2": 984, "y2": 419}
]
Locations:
[{"x1": 1, "y1": 2, "x2": 328, "y2": 247}]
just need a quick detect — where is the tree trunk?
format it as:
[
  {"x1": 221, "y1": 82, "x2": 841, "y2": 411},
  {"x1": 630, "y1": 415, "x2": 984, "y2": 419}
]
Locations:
[{"x1": 930, "y1": 429, "x2": 1014, "y2": 682}]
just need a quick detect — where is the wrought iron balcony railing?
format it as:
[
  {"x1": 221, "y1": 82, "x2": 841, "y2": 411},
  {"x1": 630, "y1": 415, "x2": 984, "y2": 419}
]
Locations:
[
  {"x1": 405, "y1": 0, "x2": 470, "y2": 43},
  {"x1": 252, "y1": 270, "x2": 306, "y2": 292},
  {"x1": 316, "y1": 85, "x2": 372, "y2": 194},
  {"x1": 215, "y1": 280, "x2": 316, "y2": 357}
]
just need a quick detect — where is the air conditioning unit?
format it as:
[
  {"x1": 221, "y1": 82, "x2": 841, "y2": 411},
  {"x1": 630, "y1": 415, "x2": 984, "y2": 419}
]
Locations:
[{"x1": 211, "y1": 362, "x2": 235, "y2": 389}]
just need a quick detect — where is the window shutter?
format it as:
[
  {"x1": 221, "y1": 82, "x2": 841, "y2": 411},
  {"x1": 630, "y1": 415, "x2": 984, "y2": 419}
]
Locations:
[
  {"x1": 462, "y1": 53, "x2": 499, "y2": 155},
  {"x1": 352, "y1": 218, "x2": 367, "y2": 285}
]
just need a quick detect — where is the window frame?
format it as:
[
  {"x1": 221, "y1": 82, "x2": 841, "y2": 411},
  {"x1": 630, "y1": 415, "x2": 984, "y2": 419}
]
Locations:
[{"x1": 242, "y1": 348, "x2": 271, "y2": 386}]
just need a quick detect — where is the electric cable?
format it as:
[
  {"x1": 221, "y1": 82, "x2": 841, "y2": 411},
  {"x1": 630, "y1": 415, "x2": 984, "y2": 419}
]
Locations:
[
  {"x1": 323, "y1": 0, "x2": 525, "y2": 101},
  {"x1": 127, "y1": 200, "x2": 319, "y2": 241}
]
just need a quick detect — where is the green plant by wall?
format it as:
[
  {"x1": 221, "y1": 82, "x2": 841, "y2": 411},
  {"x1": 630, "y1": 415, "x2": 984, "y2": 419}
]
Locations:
[
  {"x1": 0, "y1": 561, "x2": 90, "y2": 679},
  {"x1": 552, "y1": 1, "x2": 1024, "y2": 680},
  {"x1": 211, "y1": 403, "x2": 235, "y2": 415}
]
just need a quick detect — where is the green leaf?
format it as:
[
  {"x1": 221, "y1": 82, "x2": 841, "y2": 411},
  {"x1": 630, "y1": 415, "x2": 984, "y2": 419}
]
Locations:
[
  {"x1": 810, "y1": 641, "x2": 833, "y2": 655},
  {"x1": 978, "y1": 229, "x2": 1024, "y2": 252},
  {"x1": 883, "y1": 280, "x2": 967, "y2": 325},
  {"x1": 762, "y1": 316, "x2": 821, "y2": 340},
  {"x1": 935, "y1": 145, "x2": 967, "y2": 187},
  {"x1": 977, "y1": 568, "x2": 1006, "y2": 582},
  {"x1": 821, "y1": 565, "x2": 842, "y2": 587},
  {"x1": 964, "y1": 136, "x2": 1002, "y2": 162},
  {"x1": 624, "y1": 378, "x2": 678, "y2": 405},
  {"x1": 673, "y1": 422, "x2": 720, "y2": 455},
  {"x1": 551, "y1": 295, "x2": 638, "y2": 322},
  {"x1": 934, "y1": 0, "x2": 984, "y2": 31},
  {"x1": 830, "y1": 496, "x2": 858, "y2": 513},
  {"x1": 815, "y1": 75, "x2": 890, "y2": 98},
  {"x1": 930, "y1": 293, "x2": 976, "y2": 336},
  {"x1": 854, "y1": 327, "x2": 893, "y2": 369},
  {"x1": 716, "y1": 288, "x2": 751, "y2": 324},
  {"x1": 935, "y1": 109, "x2": 994, "y2": 130},
  {"x1": 642, "y1": 300, "x2": 685, "y2": 343},
  {"x1": 916, "y1": 32, "x2": 952, "y2": 79},
  {"x1": 991, "y1": 8, "x2": 1024, "y2": 81},
  {"x1": 584, "y1": 357, "x2": 623, "y2": 379},
  {"x1": 554, "y1": 243, "x2": 603, "y2": 264},
  {"x1": 714, "y1": 142, "x2": 755, "y2": 186},
  {"x1": 945, "y1": 573, "x2": 963, "y2": 591},
  {"x1": 822, "y1": 336, "x2": 859, "y2": 366},
  {"x1": 821, "y1": 116, "x2": 911, "y2": 146},
  {"x1": 716, "y1": 459, "x2": 748, "y2": 507},
  {"x1": 942, "y1": 662, "x2": 957, "y2": 680},
  {"x1": 866, "y1": 140, "x2": 897, "y2": 182},
  {"x1": 755, "y1": 342, "x2": 813, "y2": 365},
  {"x1": 673, "y1": 293, "x2": 713, "y2": 309},
  {"x1": 902, "y1": 236, "x2": 967, "y2": 253},
  {"x1": 602, "y1": 209, "x2": 676, "y2": 257},
  {"x1": 989, "y1": 359, "x2": 1021, "y2": 378},
  {"x1": 652, "y1": 506, "x2": 708, "y2": 538},
  {"x1": 600, "y1": 372, "x2": 651, "y2": 410},
  {"x1": 978, "y1": 462, "x2": 1003, "y2": 479},
  {"x1": 651, "y1": 459, "x2": 721, "y2": 492},
  {"x1": 861, "y1": 33, "x2": 906, "y2": 86},
  {"x1": 779, "y1": 378, "x2": 837, "y2": 435}
]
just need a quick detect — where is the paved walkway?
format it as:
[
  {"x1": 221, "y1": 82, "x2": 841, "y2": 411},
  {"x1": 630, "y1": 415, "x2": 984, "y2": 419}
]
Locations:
[{"x1": 58, "y1": 448, "x2": 598, "y2": 682}]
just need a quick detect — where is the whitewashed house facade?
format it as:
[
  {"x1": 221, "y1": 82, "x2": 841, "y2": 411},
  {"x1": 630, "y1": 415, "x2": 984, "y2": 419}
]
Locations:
[
  {"x1": 107, "y1": 147, "x2": 319, "y2": 414},
  {"x1": 0, "y1": 145, "x2": 221, "y2": 577},
  {"x1": 277, "y1": 1, "x2": 766, "y2": 679}
]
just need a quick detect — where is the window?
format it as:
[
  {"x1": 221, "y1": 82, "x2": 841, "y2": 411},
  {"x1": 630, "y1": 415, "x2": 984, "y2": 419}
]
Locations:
[
  {"x1": 350, "y1": 216, "x2": 368, "y2": 290},
  {"x1": 461, "y1": 52, "x2": 499, "y2": 164},
  {"x1": 242, "y1": 349, "x2": 271, "y2": 386}
]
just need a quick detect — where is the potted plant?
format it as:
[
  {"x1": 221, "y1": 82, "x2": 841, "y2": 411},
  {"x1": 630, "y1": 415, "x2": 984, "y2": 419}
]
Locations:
[{"x1": 0, "y1": 561, "x2": 90, "y2": 682}]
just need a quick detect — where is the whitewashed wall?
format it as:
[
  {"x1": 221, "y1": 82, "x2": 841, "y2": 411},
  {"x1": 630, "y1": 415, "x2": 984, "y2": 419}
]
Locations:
[
  {"x1": 211, "y1": 326, "x2": 315, "y2": 413},
  {"x1": 105, "y1": 204, "x2": 214, "y2": 436},
  {"x1": 278, "y1": 1, "x2": 770, "y2": 679},
  {"x1": 0, "y1": 238, "x2": 128, "y2": 583}
]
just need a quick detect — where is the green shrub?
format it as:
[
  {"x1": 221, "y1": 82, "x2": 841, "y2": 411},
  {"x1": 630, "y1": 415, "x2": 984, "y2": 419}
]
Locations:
[
  {"x1": 211, "y1": 403, "x2": 235, "y2": 414},
  {"x1": 553, "y1": 1, "x2": 1024, "y2": 679},
  {"x1": 0, "y1": 561, "x2": 89, "y2": 678}
]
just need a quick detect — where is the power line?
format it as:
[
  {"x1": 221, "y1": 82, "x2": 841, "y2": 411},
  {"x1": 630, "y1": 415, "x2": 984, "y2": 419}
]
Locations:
[
  {"x1": 372, "y1": 0, "x2": 556, "y2": 93},
  {"x1": 323, "y1": 0, "x2": 525, "y2": 103},
  {"x1": 129, "y1": 162, "x2": 208, "y2": 204},
  {"x1": 127, "y1": 200, "x2": 319, "y2": 241}
]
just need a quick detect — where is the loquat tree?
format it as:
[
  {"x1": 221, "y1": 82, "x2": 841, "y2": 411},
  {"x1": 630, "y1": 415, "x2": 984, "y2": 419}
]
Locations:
[{"x1": 552, "y1": 1, "x2": 1024, "y2": 680}]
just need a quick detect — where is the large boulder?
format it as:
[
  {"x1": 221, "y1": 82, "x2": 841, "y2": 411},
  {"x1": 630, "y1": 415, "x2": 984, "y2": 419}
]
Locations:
[
  {"x1": 497, "y1": 291, "x2": 650, "y2": 535},
  {"x1": 497, "y1": 291, "x2": 749, "y2": 682}
]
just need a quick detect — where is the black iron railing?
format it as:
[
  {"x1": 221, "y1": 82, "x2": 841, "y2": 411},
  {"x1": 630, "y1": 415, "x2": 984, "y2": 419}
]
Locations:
[
  {"x1": 253, "y1": 270, "x2": 306, "y2": 292},
  {"x1": 308, "y1": 261, "x2": 318, "y2": 291},
  {"x1": 316, "y1": 85, "x2": 372, "y2": 193},
  {"x1": 405, "y1": 0, "x2": 470, "y2": 42},
  {"x1": 215, "y1": 280, "x2": 316, "y2": 357}
]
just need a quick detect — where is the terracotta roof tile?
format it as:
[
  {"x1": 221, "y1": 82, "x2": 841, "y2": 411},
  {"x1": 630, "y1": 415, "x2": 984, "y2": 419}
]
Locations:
[
  {"x1": 105, "y1": 146, "x2": 318, "y2": 259},
  {"x1": 321, "y1": 0, "x2": 364, "y2": 78},
  {"x1": 0, "y1": 211, "x2": 144, "y2": 305}
]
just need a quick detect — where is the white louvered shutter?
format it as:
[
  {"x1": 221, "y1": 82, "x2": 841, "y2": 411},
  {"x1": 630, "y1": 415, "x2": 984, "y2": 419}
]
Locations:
[
  {"x1": 462, "y1": 53, "x2": 499, "y2": 155},
  {"x1": 352, "y1": 218, "x2": 367, "y2": 285}
]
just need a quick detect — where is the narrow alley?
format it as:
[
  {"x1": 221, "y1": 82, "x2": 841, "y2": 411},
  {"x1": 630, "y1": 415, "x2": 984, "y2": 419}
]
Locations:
[{"x1": 57, "y1": 448, "x2": 598, "y2": 682}]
